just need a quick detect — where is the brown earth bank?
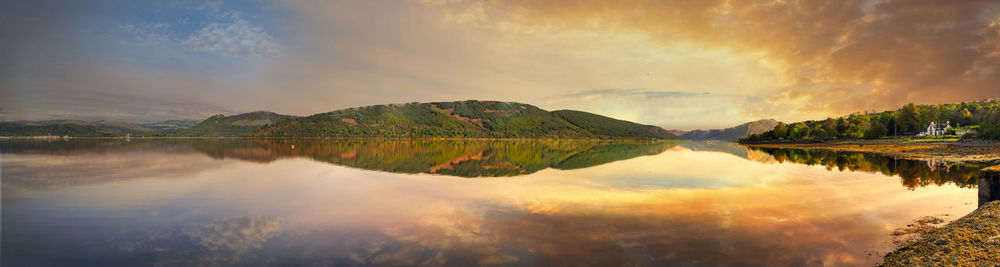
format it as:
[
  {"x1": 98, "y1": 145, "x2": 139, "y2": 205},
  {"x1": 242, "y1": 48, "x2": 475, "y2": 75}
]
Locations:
[
  {"x1": 881, "y1": 200, "x2": 1000, "y2": 266},
  {"x1": 743, "y1": 139, "x2": 1000, "y2": 163}
]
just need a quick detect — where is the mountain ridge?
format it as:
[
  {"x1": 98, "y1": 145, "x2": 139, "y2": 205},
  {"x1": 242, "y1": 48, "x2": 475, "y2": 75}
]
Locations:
[
  {"x1": 173, "y1": 111, "x2": 298, "y2": 137},
  {"x1": 679, "y1": 119, "x2": 781, "y2": 141},
  {"x1": 0, "y1": 101, "x2": 679, "y2": 139},
  {"x1": 254, "y1": 100, "x2": 677, "y2": 139}
]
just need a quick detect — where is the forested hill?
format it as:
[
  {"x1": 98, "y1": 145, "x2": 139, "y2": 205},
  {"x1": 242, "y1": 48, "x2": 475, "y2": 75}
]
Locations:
[
  {"x1": 742, "y1": 99, "x2": 1000, "y2": 142},
  {"x1": 174, "y1": 111, "x2": 297, "y2": 137},
  {"x1": 253, "y1": 100, "x2": 678, "y2": 139}
]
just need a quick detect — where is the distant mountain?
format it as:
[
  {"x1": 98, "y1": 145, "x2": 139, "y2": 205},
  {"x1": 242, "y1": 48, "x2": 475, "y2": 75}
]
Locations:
[
  {"x1": 174, "y1": 111, "x2": 297, "y2": 137},
  {"x1": 141, "y1": 120, "x2": 200, "y2": 131},
  {"x1": 679, "y1": 119, "x2": 780, "y2": 141},
  {"x1": 0, "y1": 115, "x2": 278, "y2": 137},
  {"x1": 0, "y1": 120, "x2": 157, "y2": 137},
  {"x1": 666, "y1": 129, "x2": 689, "y2": 136},
  {"x1": 255, "y1": 100, "x2": 677, "y2": 139}
]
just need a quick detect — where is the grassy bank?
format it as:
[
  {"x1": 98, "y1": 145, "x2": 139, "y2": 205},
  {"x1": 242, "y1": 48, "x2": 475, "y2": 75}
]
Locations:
[{"x1": 743, "y1": 138, "x2": 1000, "y2": 162}]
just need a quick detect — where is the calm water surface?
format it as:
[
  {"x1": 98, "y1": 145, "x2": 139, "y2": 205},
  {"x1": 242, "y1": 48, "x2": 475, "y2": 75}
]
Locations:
[{"x1": 0, "y1": 139, "x2": 989, "y2": 266}]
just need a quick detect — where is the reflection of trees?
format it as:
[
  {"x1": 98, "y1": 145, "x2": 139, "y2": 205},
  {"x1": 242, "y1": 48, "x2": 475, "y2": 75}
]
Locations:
[
  {"x1": 1, "y1": 139, "x2": 679, "y2": 193},
  {"x1": 749, "y1": 147, "x2": 984, "y2": 189}
]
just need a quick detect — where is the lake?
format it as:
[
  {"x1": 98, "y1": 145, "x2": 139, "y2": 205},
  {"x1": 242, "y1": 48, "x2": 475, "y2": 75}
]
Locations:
[{"x1": 0, "y1": 138, "x2": 989, "y2": 266}]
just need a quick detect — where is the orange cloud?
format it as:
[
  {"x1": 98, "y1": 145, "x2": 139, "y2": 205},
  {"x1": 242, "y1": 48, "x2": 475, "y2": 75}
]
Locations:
[{"x1": 428, "y1": 0, "x2": 1000, "y2": 118}]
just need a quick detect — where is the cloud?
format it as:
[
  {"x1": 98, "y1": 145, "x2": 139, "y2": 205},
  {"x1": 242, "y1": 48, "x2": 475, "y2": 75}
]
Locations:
[
  {"x1": 0, "y1": 0, "x2": 283, "y2": 122},
  {"x1": 185, "y1": 217, "x2": 283, "y2": 253},
  {"x1": 183, "y1": 20, "x2": 278, "y2": 58},
  {"x1": 5, "y1": 1, "x2": 997, "y2": 128},
  {"x1": 545, "y1": 89, "x2": 763, "y2": 129},
  {"x1": 113, "y1": 3, "x2": 277, "y2": 58},
  {"x1": 116, "y1": 23, "x2": 173, "y2": 45},
  {"x1": 771, "y1": 86, "x2": 856, "y2": 102},
  {"x1": 255, "y1": 1, "x2": 788, "y2": 128},
  {"x1": 559, "y1": 89, "x2": 711, "y2": 99},
  {"x1": 198, "y1": 1, "x2": 223, "y2": 12},
  {"x1": 427, "y1": 0, "x2": 1000, "y2": 117},
  {"x1": 219, "y1": 10, "x2": 242, "y2": 20}
]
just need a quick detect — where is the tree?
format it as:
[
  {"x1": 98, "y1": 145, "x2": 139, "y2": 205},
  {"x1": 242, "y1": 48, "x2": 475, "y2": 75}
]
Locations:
[
  {"x1": 811, "y1": 124, "x2": 827, "y2": 139},
  {"x1": 744, "y1": 99, "x2": 1000, "y2": 142},
  {"x1": 773, "y1": 122, "x2": 788, "y2": 139},
  {"x1": 836, "y1": 118, "x2": 850, "y2": 138},
  {"x1": 919, "y1": 104, "x2": 942, "y2": 126},
  {"x1": 823, "y1": 118, "x2": 837, "y2": 138},
  {"x1": 898, "y1": 103, "x2": 921, "y2": 132},
  {"x1": 959, "y1": 108, "x2": 973, "y2": 126},
  {"x1": 980, "y1": 109, "x2": 1000, "y2": 140},
  {"x1": 846, "y1": 124, "x2": 864, "y2": 139},
  {"x1": 865, "y1": 122, "x2": 888, "y2": 139},
  {"x1": 788, "y1": 122, "x2": 811, "y2": 139}
]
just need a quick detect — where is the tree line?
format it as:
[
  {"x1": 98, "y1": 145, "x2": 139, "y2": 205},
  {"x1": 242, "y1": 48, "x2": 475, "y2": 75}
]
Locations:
[{"x1": 743, "y1": 99, "x2": 1000, "y2": 141}]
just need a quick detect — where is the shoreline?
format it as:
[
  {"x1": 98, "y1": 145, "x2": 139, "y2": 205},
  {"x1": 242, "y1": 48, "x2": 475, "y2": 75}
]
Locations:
[
  {"x1": 881, "y1": 201, "x2": 1000, "y2": 265},
  {"x1": 742, "y1": 139, "x2": 1000, "y2": 163},
  {"x1": 881, "y1": 166, "x2": 1000, "y2": 265}
]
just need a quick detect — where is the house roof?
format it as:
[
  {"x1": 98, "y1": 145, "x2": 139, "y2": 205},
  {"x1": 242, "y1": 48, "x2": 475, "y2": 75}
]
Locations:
[{"x1": 928, "y1": 122, "x2": 949, "y2": 131}]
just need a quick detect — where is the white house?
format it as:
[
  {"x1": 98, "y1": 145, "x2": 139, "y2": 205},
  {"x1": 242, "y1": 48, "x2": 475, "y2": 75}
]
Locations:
[{"x1": 916, "y1": 121, "x2": 951, "y2": 136}]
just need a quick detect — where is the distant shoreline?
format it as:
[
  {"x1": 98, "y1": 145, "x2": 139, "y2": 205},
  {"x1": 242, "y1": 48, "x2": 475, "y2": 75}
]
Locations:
[{"x1": 742, "y1": 139, "x2": 1000, "y2": 162}]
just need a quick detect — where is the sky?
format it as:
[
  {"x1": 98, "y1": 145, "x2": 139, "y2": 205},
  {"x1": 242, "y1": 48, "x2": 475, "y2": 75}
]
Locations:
[{"x1": 1, "y1": 0, "x2": 999, "y2": 129}]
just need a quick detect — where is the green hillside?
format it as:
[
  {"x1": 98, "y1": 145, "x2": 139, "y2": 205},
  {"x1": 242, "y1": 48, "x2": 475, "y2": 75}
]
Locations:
[
  {"x1": 254, "y1": 100, "x2": 678, "y2": 139},
  {"x1": 551, "y1": 110, "x2": 675, "y2": 139},
  {"x1": 174, "y1": 111, "x2": 297, "y2": 137}
]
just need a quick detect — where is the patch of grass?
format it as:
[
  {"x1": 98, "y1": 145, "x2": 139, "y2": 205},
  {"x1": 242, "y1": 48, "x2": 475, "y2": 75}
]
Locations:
[{"x1": 908, "y1": 136, "x2": 961, "y2": 142}]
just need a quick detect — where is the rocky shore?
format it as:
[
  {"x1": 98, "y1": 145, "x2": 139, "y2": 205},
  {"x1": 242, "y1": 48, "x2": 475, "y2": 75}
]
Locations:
[{"x1": 881, "y1": 166, "x2": 1000, "y2": 266}]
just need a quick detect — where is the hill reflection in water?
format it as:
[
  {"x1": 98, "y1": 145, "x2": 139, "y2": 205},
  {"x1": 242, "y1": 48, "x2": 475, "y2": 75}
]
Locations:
[
  {"x1": 0, "y1": 138, "x2": 680, "y2": 180},
  {"x1": 0, "y1": 138, "x2": 985, "y2": 266},
  {"x1": 249, "y1": 139, "x2": 678, "y2": 177},
  {"x1": 4, "y1": 139, "x2": 990, "y2": 187},
  {"x1": 3, "y1": 139, "x2": 992, "y2": 187}
]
